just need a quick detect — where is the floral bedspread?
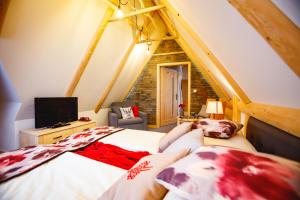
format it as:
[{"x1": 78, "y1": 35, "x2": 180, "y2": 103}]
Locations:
[{"x1": 0, "y1": 126, "x2": 123, "y2": 183}]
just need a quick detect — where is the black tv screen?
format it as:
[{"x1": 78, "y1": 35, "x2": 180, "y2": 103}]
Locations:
[{"x1": 34, "y1": 97, "x2": 78, "y2": 128}]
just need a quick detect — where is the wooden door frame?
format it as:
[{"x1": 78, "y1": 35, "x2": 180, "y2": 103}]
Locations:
[{"x1": 157, "y1": 61, "x2": 191, "y2": 127}]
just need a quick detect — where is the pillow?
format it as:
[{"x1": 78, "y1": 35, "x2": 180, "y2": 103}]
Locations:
[
  {"x1": 193, "y1": 119, "x2": 243, "y2": 139},
  {"x1": 131, "y1": 105, "x2": 139, "y2": 117},
  {"x1": 156, "y1": 146, "x2": 300, "y2": 200},
  {"x1": 99, "y1": 150, "x2": 188, "y2": 200},
  {"x1": 163, "y1": 191, "x2": 187, "y2": 200},
  {"x1": 120, "y1": 107, "x2": 135, "y2": 119},
  {"x1": 111, "y1": 106, "x2": 122, "y2": 119},
  {"x1": 163, "y1": 129, "x2": 204, "y2": 153},
  {"x1": 159, "y1": 122, "x2": 193, "y2": 152}
]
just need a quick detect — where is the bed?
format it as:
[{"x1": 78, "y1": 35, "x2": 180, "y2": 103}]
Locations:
[{"x1": 0, "y1": 117, "x2": 299, "y2": 200}]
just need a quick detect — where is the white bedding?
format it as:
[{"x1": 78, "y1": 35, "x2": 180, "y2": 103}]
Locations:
[
  {"x1": 0, "y1": 129, "x2": 165, "y2": 200},
  {"x1": 0, "y1": 129, "x2": 255, "y2": 200},
  {"x1": 204, "y1": 134, "x2": 257, "y2": 152}
]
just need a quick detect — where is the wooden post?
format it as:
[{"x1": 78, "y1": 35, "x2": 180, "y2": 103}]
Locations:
[{"x1": 232, "y1": 95, "x2": 241, "y2": 123}]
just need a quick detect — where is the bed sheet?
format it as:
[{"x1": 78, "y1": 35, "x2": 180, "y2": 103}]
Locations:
[{"x1": 0, "y1": 129, "x2": 165, "y2": 200}]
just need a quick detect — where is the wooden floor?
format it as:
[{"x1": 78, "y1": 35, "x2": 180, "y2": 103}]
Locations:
[{"x1": 148, "y1": 123, "x2": 176, "y2": 133}]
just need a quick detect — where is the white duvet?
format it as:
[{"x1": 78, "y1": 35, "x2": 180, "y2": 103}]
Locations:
[
  {"x1": 0, "y1": 129, "x2": 255, "y2": 200},
  {"x1": 0, "y1": 129, "x2": 165, "y2": 200}
]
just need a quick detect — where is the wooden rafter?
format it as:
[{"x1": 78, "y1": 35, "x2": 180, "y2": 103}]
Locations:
[
  {"x1": 101, "y1": 0, "x2": 118, "y2": 10},
  {"x1": 176, "y1": 36, "x2": 231, "y2": 101},
  {"x1": 137, "y1": 35, "x2": 177, "y2": 43},
  {"x1": 109, "y1": 5, "x2": 165, "y2": 22},
  {"x1": 137, "y1": 0, "x2": 159, "y2": 31},
  {"x1": 153, "y1": 51, "x2": 184, "y2": 56},
  {"x1": 229, "y1": 0, "x2": 300, "y2": 78},
  {"x1": 94, "y1": 35, "x2": 139, "y2": 113},
  {"x1": 121, "y1": 41, "x2": 162, "y2": 101},
  {"x1": 152, "y1": 0, "x2": 177, "y2": 36},
  {"x1": 238, "y1": 102, "x2": 300, "y2": 137},
  {"x1": 65, "y1": 8, "x2": 114, "y2": 97},
  {"x1": 95, "y1": 17, "x2": 153, "y2": 112},
  {"x1": 0, "y1": 0, "x2": 10, "y2": 35},
  {"x1": 160, "y1": 0, "x2": 251, "y2": 103}
]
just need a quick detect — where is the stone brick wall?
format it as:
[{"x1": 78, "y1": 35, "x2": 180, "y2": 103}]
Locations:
[{"x1": 125, "y1": 40, "x2": 218, "y2": 125}]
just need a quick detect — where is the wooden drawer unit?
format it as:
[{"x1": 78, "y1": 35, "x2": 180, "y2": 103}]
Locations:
[
  {"x1": 20, "y1": 121, "x2": 97, "y2": 147},
  {"x1": 39, "y1": 129, "x2": 73, "y2": 144},
  {"x1": 73, "y1": 122, "x2": 96, "y2": 133}
]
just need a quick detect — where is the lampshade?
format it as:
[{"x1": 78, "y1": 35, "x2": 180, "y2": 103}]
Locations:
[{"x1": 206, "y1": 101, "x2": 223, "y2": 114}]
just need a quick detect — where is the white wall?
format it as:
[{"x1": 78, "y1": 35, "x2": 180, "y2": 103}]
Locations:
[
  {"x1": 0, "y1": 0, "x2": 108, "y2": 120},
  {"x1": 168, "y1": 0, "x2": 300, "y2": 108}
]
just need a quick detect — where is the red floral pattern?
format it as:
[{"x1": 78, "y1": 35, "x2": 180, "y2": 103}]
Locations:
[
  {"x1": 0, "y1": 154, "x2": 26, "y2": 168},
  {"x1": 0, "y1": 126, "x2": 123, "y2": 183},
  {"x1": 156, "y1": 146, "x2": 300, "y2": 200},
  {"x1": 216, "y1": 149, "x2": 299, "y2": 200},
  {"x1": 193, "y1": 119, "x2": 243, "y2": 139},
  {"x1": 127, "y1": 161, "x2": 152, "y2": 180}
]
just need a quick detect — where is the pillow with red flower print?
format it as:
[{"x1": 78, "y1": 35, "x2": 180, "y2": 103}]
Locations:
[
  {"x1": 192, "y1": 119, "x2": 243, "y2": 139},
  {"x1": 98, "y1": 149, "x2": 188, "y2": 200},
  {"x1": 156, "y1": 146, "x2": 300, "y2": 200}
]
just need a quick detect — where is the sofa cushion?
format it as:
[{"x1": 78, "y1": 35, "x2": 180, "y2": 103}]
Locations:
[
  {"x1": 111, "y1": 106, "x2": 122, "y2": 119},
  {"x1": 119, "y1": 117, "x2": 143, "y2": 126}
]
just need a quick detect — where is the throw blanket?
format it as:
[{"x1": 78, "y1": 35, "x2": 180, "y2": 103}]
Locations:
[
  {"x1": 0, "y1": 126, "x2": 123, "y2": 183},
  {"x1": 75, "y1": 142, "x2": 150, "y2": 170}
]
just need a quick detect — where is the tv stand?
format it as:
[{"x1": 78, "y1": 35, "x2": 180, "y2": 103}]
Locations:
[
  {"x1": 50, "y1": 122, "x2": 71, "y2": 129},
  {"x1": 20, "y1": 121, "x2": 96, "y2": 147}
]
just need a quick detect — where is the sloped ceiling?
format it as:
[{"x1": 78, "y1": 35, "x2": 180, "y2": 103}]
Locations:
[
  {"x1": 1, "y1": 0, "x2": 299, "y2": 124},
  {"x1": 166, "y1": 0, "x2": 300, "y2": 108}
]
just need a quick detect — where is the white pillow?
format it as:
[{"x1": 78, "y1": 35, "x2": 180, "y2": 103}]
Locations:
[
  {"x1": 158, "y1": 122, "x2": 192, "y2": 152},
  {"x1": 163, "y1": 129, "x2": 204, "y2": 153},
  {"x1": 120, "y1": 107, "x2": 134, "y2": 119}
]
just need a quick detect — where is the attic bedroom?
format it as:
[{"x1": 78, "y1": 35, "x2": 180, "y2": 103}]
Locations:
[{"x1": 0, "y1": 0, "x2": 300, "y2": 199}]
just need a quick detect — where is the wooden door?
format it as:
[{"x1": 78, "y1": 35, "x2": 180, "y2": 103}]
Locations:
[{"x1": 160, "y1": 67, "x2": 178, "y2": 126}]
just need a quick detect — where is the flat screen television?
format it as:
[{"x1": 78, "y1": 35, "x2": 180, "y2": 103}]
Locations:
[{"x1": 34, "y1": 97, "x2": 78, "y2": 128}]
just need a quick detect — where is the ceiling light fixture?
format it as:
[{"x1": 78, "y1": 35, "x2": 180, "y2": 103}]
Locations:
[{"x1": 116, "y1": 0, "x2": 128, "y2": 18}]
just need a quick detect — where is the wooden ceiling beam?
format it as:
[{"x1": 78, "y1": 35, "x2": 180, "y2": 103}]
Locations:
[
  {"x1": 95, "y1": 17, "x2": 152, "y2": 112},
  {"x1": 160, "y1": 0, "x2": 251, "y2": 103},
  {"x1": 109, "y1": 5, "x2": 165, "y2": 22},
  {"x1": 238, "y1": 102, "x2": 300, "y2": 137},
  {"x1": 229, "y1": 0, "x2": 300, "y2": 78},
  {"x1": 0, "y1": 0, "x2": 10, "y2": 35},
  {"x1": 121, "y1": 41, "x2": 162, "y2": 101},
  {"x1": 94, "y1": 35, "x2": 139, "y2": 113},
  {"x1": 101, "y1": 0, "x2": 118, "y2": 10},
  {"x1": 137, "y1": 35, "x2": 177, "y2": 43},
  {"x1": 65, "y1": 8, "x2": 114, "y2": 97},
  {"x1": 176, "y1": 36, "x2": 231, "y2": 101}
]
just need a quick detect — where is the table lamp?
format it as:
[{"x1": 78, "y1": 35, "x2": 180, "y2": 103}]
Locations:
[{"x1": 206, "y1": 101, "x2": 223, "y2": 119}]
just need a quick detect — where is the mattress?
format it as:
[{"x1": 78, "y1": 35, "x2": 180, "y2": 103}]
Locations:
[
  {"x1": 0, "y1": 129, "x2": 255, "y2": 200},
  {"x1": 0, "y1": 129, "x2": 166, "y2": 200}
]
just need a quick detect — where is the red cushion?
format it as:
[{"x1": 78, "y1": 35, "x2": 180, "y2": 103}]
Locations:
[{"x1": 132, "y1": 105, "x2": 139, "y2": 117}]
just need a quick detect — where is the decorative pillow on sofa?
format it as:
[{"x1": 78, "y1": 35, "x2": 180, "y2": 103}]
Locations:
[
  {"x1": 163, "y1": 129, "x2": 204, "y2": 153},
  {"x1": 120, "y1": 107, "x2": 135, "y2": 119},
  {"x1": 192, "y1": 119, "x2": 243, "y2": 139},
  {"x1": 131, "y1": 105, "x2": 139, "y2": 117},
  {"x1": 156, "y1": 146, "x2": 300, "y2": 200},
  {"x1": 99, "y1": 150, "x2": 188, "y2": 200},
  {"x1": 159, "y1": 122, "x2": 193, "y2": 152}
]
